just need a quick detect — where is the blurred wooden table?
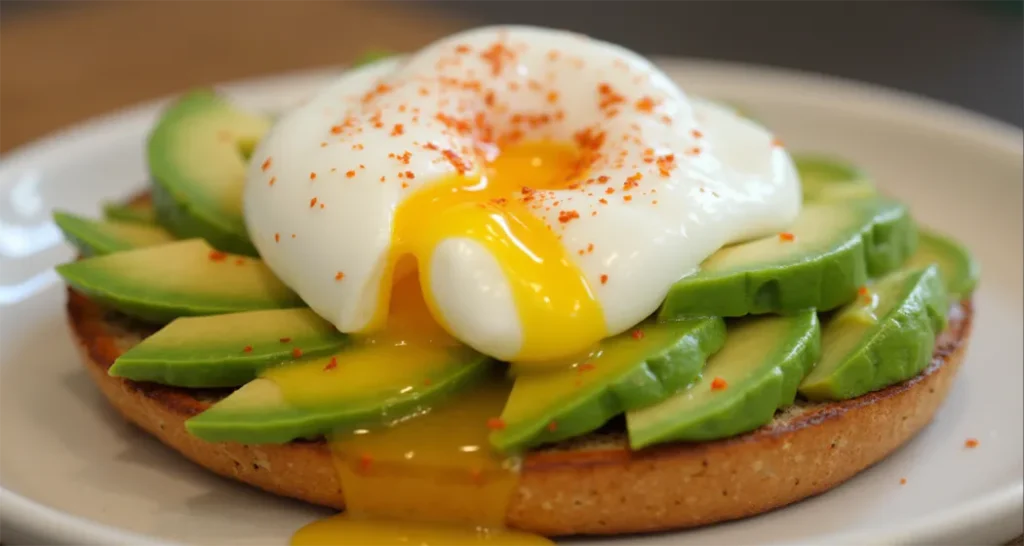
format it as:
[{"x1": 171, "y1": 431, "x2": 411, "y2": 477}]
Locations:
[
  {"x1": 0, "y1": 1, "x2": 471, "y2": 152},
  {"x1": 0, "y1": 2, "x2": 1020, "y2": 545}
]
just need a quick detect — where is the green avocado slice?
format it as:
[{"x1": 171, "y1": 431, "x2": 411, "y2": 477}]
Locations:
[
  {"x1": 794, "y1": 154, "x2": 876, "y2": 203},
  {"x1": 798, "y1": 265, "x2": 947, "y2": 401},
  {"x1": 148, "y1": 90, "x2": 270, "y2": 255},
  {"x1": 55, "y1": 238, "x2": 303, "y2": 323},
  {"x1": 902, "y1": 228, "x2": 979, "y2": 299},
  {"x1": 102, "y1": 200, "x2": 157, "y2": 225},
  {"x1": 53, "y1": 211, "x2": 175, "y2": 257},
  {"x1": 186, "y1": 345, "x2": 492, "y2": 444},
  {"x1": 110, "y1": 308, "x2": 348, "y2": 387},
  {"x1": 659, "y1": 198, "x2": 916, "y2": 319},
  {"x1": 491, "y1": 317, "x2": 726, "y2": 452},
  {"x1": 626, "y1": 311, "x2": 820, "y2": 449}
]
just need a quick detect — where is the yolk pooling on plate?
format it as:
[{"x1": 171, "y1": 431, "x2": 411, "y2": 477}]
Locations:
[{"x1": 270, "y1": 276, "x2": 552, "y2": 545}]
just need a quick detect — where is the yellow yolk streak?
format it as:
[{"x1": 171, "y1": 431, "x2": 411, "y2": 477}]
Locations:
[
  {"x1": 279, "y1": 145, "x2": 596, "y2": 545},
  {"x1": 371, "y1": 142, "x2": 607, "y2": 364}
]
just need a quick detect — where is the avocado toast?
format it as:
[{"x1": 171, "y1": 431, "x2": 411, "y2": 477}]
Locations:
[{"x1": 54, "y1": 81, "x2": 979, "y2": 538}]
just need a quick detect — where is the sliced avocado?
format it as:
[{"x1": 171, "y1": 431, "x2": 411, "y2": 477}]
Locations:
[
  {"x1": 102, "y1": 199, "x2": 157, "y2": 225},
  {"x1": 795, "y1": 154, "x2": 876, "y2": 202},
  {"x1": 148, "y1": 90, "x2": 270, "y2": 255},
  {"x1": 110, "y1": 308, "x2": 347, "y2": 387},
  {"x1": 798, "y1": 265, "x2": 947, "y2": 401},
  {"x1": 53, "y1": 211, "x2": 175, "y2": 257},
  {"x1": 55, "y1": 238, "x2": 302, "y2": 323},
  {"x1": 660, "y1": 198, "x2": 916, "y2": 319},
  {"x1": 491, "y1": 317, "x2": 726, "y2": 452},
  {"x1": 626, "y1": 311, "x2": 820, "y2": 449},
  {"x1": 903, "y1": 228, "x2": 979, "y2": 299},
  {"x1": 186, "y1": 345, "x2": 492, "y2": 444},
  {"x1": 352, "y1": 49, "x2": 395, "y2": 67}
]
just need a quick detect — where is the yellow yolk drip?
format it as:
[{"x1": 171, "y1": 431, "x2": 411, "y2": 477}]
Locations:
[
  {"x1": 371, "y1": 142, "x2": 607, "y2": 363},
  {"x1": 281, "y1": 144, "x2": 597, "y2": 545}
]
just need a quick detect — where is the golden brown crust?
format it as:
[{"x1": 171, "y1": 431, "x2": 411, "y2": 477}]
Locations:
[{"x1": 67, "y1": 289, "x2": 972, "y2": 536}]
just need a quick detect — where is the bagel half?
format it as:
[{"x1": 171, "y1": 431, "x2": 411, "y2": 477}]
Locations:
[{"x1": 66, "y1": 288, "x2": 972, "y2": 536}]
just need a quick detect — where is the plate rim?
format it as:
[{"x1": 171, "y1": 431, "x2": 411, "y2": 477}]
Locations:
[{"x1": 0, "y1": 57, "x2": 1021, "y2": 546}]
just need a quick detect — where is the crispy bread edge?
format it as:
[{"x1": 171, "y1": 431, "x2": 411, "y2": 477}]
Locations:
[{"x1": 66, "y1": 289, "x2": 972, "y2": 536}]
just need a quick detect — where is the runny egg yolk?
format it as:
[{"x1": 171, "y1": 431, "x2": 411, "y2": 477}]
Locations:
[{"x1": 369, "y1": 141, "x2": 606, "y2": 364}]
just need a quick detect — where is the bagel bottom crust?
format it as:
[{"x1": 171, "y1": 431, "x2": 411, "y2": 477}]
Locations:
[{"x1": 67, "y1": 290, "x2": 972, "y2": 536}]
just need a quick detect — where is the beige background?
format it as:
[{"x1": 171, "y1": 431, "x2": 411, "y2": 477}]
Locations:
[{"x1": 0, "y1": 2, "x2": 1020, "y2": 544}]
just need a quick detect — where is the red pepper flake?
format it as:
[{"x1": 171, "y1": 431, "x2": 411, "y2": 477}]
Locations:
[
  {"x1": 274, "y1": 233, "x2": 280, "y2": 243},
  {"x1": 577, "y1": 363, "x2": 596, "y2": 372},
  {"x1": 345, "y1": 170, "x2": 356, "y2": 178},
  {"x1": 558, "y1": 210, "x2": 580, "y2": 224},
  {"x1": 208, "y1": 250, "x2": 228, "y2": 262},
  {"x1": 309, "y1": 197, "x2": 318, "y2": 208},
  {"x1": 335, "y1": 271, "x2": 345, "y2": 281},
  {"x1": 279, "y1": 337, "x2": 292, "y2": 343},
  {"x1": 600, "y1": 274, "x2": 609, "y2": 285},
  {"x1": 858, "y1": 286, "x2": 869, "y2": 296},
  {"x1": 454, "y1": 44, "x2": 472, "y2": 54},
  {"x1": 779, "y1": 232, "x2": 796, "y2": 242},
  {"x1": 587, "y1": 243, "x2": 594, "y2": 253},
  {"x1": 691, "y1": 129, "x2": 704, "y2": 139},
  {"x1": 397, "y1": 151, "x2": 412, "y2": 164},
  {"x1": 309, "y1": 172, "x2": 318, "y2": 181},
  {"x1": 623, "y1": 195, "x2": 633, "y2": 202},
  {"x1": 292, "y1": 348, "x2": 303, "y2": 359},
  {"x1": 261, "y1": 157, "x2": 272, "y2": 172},
  {"x1": 547, "y1": 421, "x2": 558, "y2": 432},
  {"x1": 635, "y1": 96, "x2": 655, "y2": 113},
  {"x1": 268, "y1": 176, "x2": 276, "y2": 187},
  {"x1": 359, "y1": 453, "x2": 373, "y2": 472},
  {"x1": 772, "y1": 137, "x2": 785, "y2": 147},
  {"x1": 486, "y1": 417, "x2": 506, "y2": 430},
  {"x1": 605, "y1": 187, "x2": 615, "y2": 195},
  {"x1": 391, "y1": 123, "x2": 405, "y2": 137},
  {"x1": 323, "y1": 357, "x2": 338, "y2": 371},
  {"x1": 631, "y1": 329, "x2": 645, "y2": 340},
  {"x1": 242, "y1": 345, "x2": 253, "y2": 353},
  {"x1": 685, "y1": 146, "x2": 702, "y2": 156},
  {"x1": 597, "y1": 175, "x2": 610, "y2": 184},
  {"x1": 711, "y1": 377, "x2": 729, "y2": 391},
  {"x1": 899, "y1": 478, "x2": 907, "y2": 485},
  {"x1": 480, "y1": 41, "x2": 515, "y2": 76},
  {"x1": 546, "y1": 91, "x2": 560, "y2": 104},
  {"x1": 330, "y1": 125, "x2": 343, "y2": 135},
  {"x1": 598, "y1": 198, "x2": 608, "y2": 205},
  {"x1": 423, "y1": 378, "x2": 432, "y2": 386},
  {"x1": 404, "y1": 171, "x2": 416, "y2": 179},
  {"x1": 964, "y1": 438, "x2": 980, "y2": 448},
  {"x1": 235, "y1": 258, "x2": 245, "y2": 266}
]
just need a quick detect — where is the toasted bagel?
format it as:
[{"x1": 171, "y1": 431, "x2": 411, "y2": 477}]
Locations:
[{"x1": 65, "y1": 287, "x2": 971, "y2": 536}]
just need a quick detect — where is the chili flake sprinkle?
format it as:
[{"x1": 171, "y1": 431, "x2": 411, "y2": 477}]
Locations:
[
  {"x1": 261, "y1": 157, "x2": 272, "y2": 171},
  {"x1": 309, "y1": 172, "x2": 317, "y2": 180},
  {"x1": 632, "y1": 329, "x2": 645, "y2": 340},
  {"x1": 346, "y1": 170, "x2": 356, "y2": 178},
  {"x1": 964, "y1": 438, "x2": 980, "y2": 448},
  {"x1": 600, "y1": 274, "x2": 609, "y2": 285},
  {"x1": 335, "y1": 271, "x2": 345, "y2": 281},
  {"x1": 547, "y1": 421, "x2": 558, "y2": 432},
  {"x1": 292, "y1": 348, "x2": 303, "y2": 359},
  {"x1": 577, "y1": 363, "x2": 596, "y2": 372},
  {"x1": 324, "y1": 357, "x2": 338, "y2": 371},
  {"x1": 274, "y1": 233, "x2": 280, "y2": 243},
  {"x1": 242, "y1": 345, "x2": 253, "y2": 353},
  {"x1": 486, "y1": 417, "x2": 507, "y2": 430},
  {"x1": 309, "y1": 197, "x2": 318, "y2": 208},
  {"x1": 858, "y1": 286, "x2": 870, "y2": 296},
  {"x1": 208, "y1": 250, "x2": 228, "y2": 262},
  {"x1": 779, "y1": 232, "x2": 796, "y2": 242},
  {"x1": 900, "y1": 478, "x2": 907, "y2": 485},
  {"x1": 279, "y1": 337, "x2": 292, "y2": 343},
  {"x1": 711, "y1": 377, "x2": 729, "y2": 391},
  {"x1": 558, "y1": 210, "x2": 580, "y2": 223}
]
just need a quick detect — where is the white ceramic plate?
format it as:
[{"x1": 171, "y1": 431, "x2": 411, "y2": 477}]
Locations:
[{"x1": 1, "y1": 59, "x2": 1021, "y2": 546}]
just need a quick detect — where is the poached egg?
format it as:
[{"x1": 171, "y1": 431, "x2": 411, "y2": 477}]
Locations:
[{"x1": 244, "y1": 26, "x2": 800, "y2": 363}]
